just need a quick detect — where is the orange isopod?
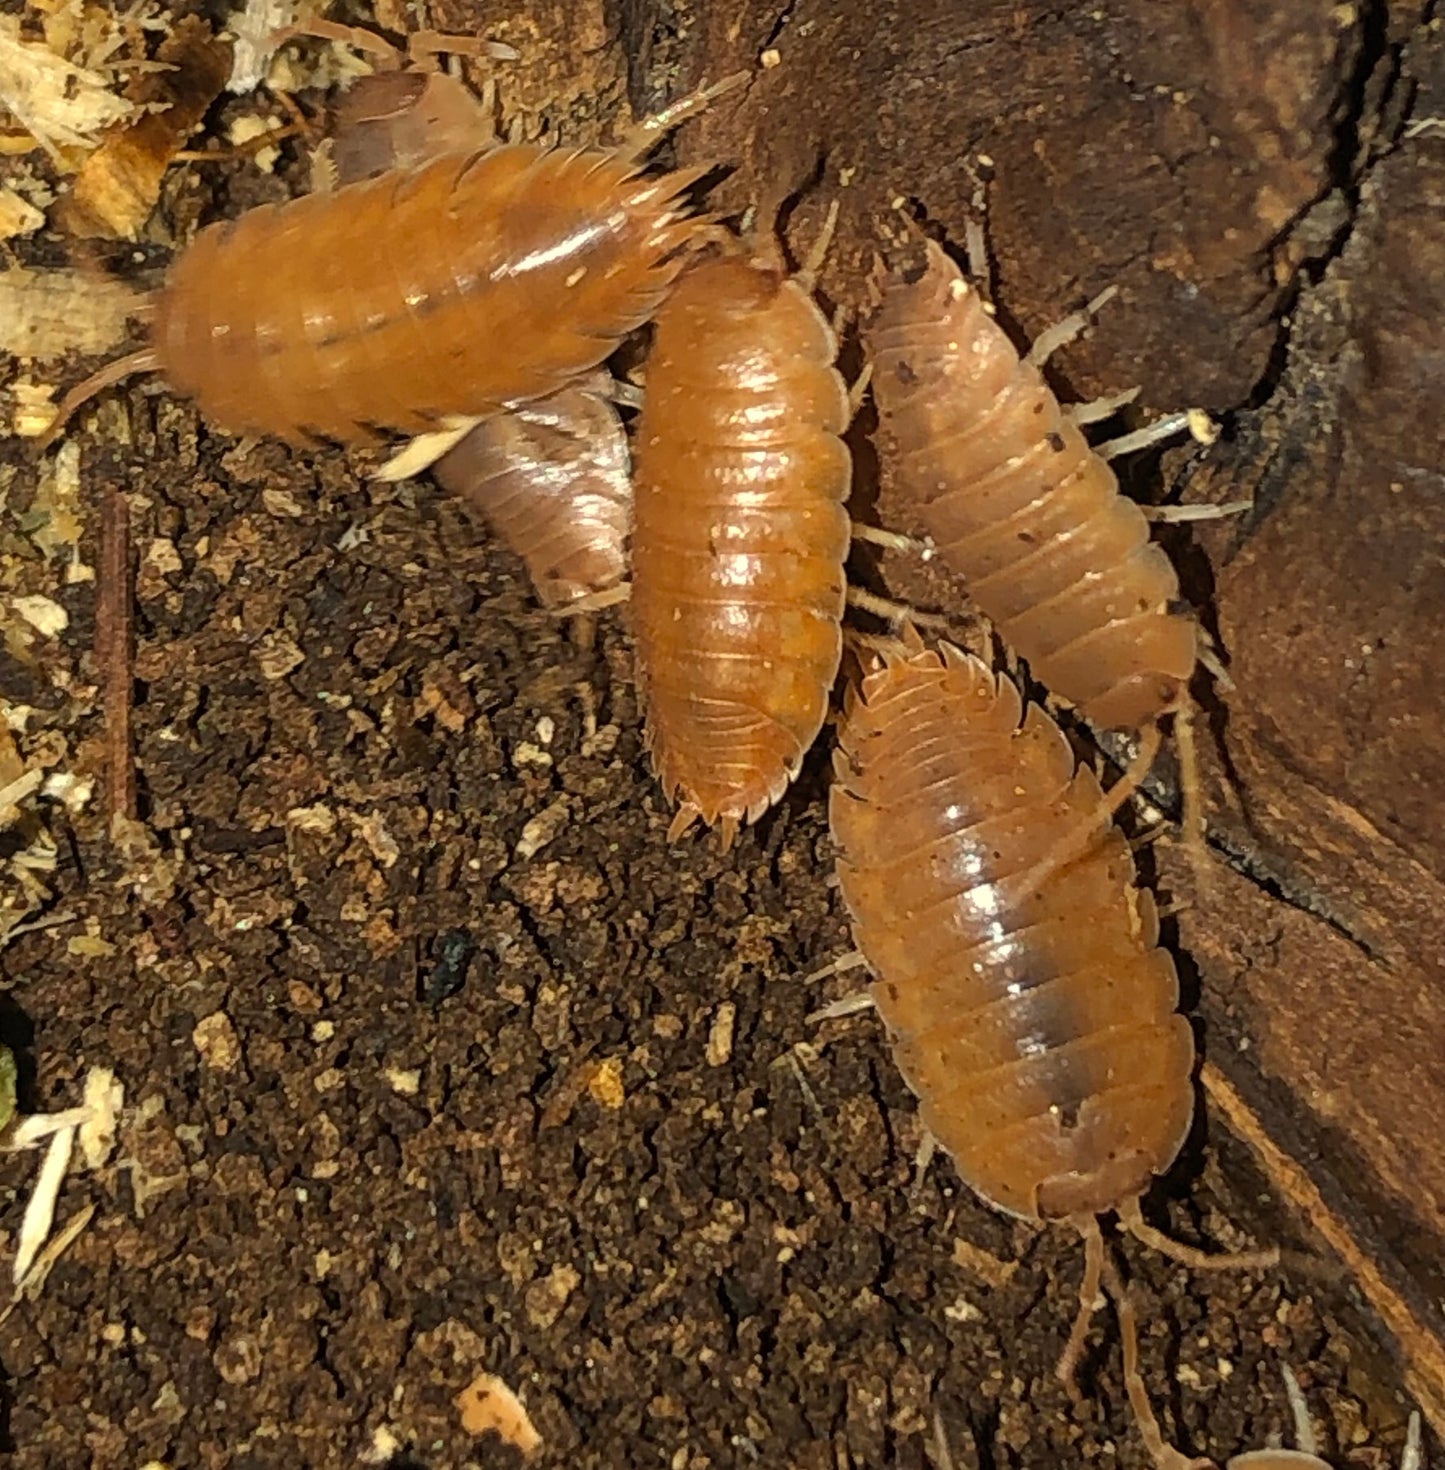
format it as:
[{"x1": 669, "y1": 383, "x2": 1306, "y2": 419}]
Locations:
[
  {"x1": 630, "y1": 225, "x2": 853, "y2": 847},
  {"x1": 867, "y1": 241, "x2": 1197, "y2": 735},
  {"x1": 322, "y1": 45, "x2": 631, "y2": 610},
  {"x1": 828, "y1": 627, "x2": 1275, "y2": 1470},
  {"x1": 43, "y1": 76, "x2": 737, "y2": 449}
]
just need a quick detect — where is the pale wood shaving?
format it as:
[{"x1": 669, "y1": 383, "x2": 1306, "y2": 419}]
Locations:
[
  {"x1": 0, "y1": 269, "x2": 142, "y2": 361},
  {"x1": 0, "y1": 186, "x2": 43, "y2": 238},
  {"x1": 13, "y1": 1123, "x2": 73, "y2": 1284},
  {"x1": 15, "y1": 1200, "x2": 95, "y2": 1300},
  {"x1": 79, "y1": 1067, "x2": 123, "y2": 1169},
  {"x1": 0, "y1": 17, "x2": 134, "y2": 162}
]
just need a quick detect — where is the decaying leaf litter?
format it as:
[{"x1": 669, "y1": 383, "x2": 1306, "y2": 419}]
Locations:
[{"x1": 0, "y1": 3, "x2": 1428, "y2": 1467}]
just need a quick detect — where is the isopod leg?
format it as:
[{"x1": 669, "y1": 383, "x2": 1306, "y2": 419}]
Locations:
[
  {"x1": 1279, "y1": 1365, "x2": 1319, "y2": 1457},
  {"x1": 374, "y1": 416, "x2": 487, "y2": 482},
  {"x1": 557, "y1": 583, "x2": 631, "y2": 616},
  {"x1": 1026, "y1": 284, "x2": 1119, "y2": 368},
  {"x1": 845, "y1": 585, "x2": 952, "y2": 631},
  {"x1": 804, "y1": 991, "x2": 875, "y2": 1024},
  {"x1": 1019, "y1": 722, "x2": 1163, "y2": 902},
  {"x1": 795, "y1": 200, "x2": 841, "y2": 292},
  {"x1": 1066, "y1": 386, "x2": 1141, "y2": 426},
  {"x1": 1100, "y1": 1249, "x2": 1214, "y2": 1470},
  {"x1": 270, "y1": 20, "x2": 517, "y2": 68},
  {"x1": 1174, "y1": 696, "x2": 1208, "y2": 872},
  {"x1": 612, "y1": 71, "x2": 749, "y2": 164},
  {"x1": 1402, "y1": 1411, "x2": 1423, "y2": 1470},
  {"x1": 270, "y1": 19, "x2": 406, "y2": 65},
  {"x1": 1097, "y1": 412, "x2": 1193, "y2": 461},
  {"x1": 802, "y1": 949, "x2": 869, "y2": 985},
  {"x1": 1057, "y1": 1216, "x2": 1107, "y2": 1402},
  {"x1": 850, "y1": 523, "x2": 931, "y2": 556},
  {"x1": 1141, "y1": 500, "x2": 1254, "y2": 524},
  {"x1": 406, "y1": 29, "x2": 520, "y2": 65},
  {"x1": 931, "y1": 1408, "x2": 957, "y2": 1470},
  {"x1": 847, "y1": 362, "x2": 873, "y2": 420},
  {"x1": 1118, "y1": 1196, "x2": 1279, "y2": 1273}
]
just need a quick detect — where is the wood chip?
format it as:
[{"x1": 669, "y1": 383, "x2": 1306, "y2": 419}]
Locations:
[
  {"x1": 0, "y1": 186, "x2": 42, "y2": 238},
  {"x1": 16, "y1": 1200, "x2": 95, "y2": 1301},
  {"x1": 54, "y1": 18, "x2": 232, "y2": 239},
  {"x1": 706, "y1": 1002, "x2": 737, "y2": 1067},
  {"x1": 13, "y1": 1123, "x2": 73, "y2": 1284},
  {"x1": 515, "y1": 798, "x2": 571, "y2": 860},
  {"x1": 0, "y1": 17, "x2": 133, "y2": 162},
  {"x1": 11, "y1": 593, "x2": 68, "y2": 637},
  {"x1": 79, "y1": 1067, "x2": 123, "y2": 1170},
  {"x1": 455, "y1": 1370, "x2": 542, "y2": 1456},
  {"x1": 0, "y1": 267, "x2": 140, "y2": 359},
  {"x1": 587, "y1": 1056, "x2": 625, "y2": 1110}
]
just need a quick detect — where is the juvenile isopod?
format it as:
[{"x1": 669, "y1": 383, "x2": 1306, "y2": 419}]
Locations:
[
  {"x1": 629, "y1": 211, "x2": 853, "y2": 847},
  {"x1": 866, "y1": 241, "x2": 1197, "y2": 737},
  {"x1": 42, "y1": 70, "x2": 742, "y2": 449},
  {"x1": 827, "y1": 626, "x2": 1276, "y2": 1470}
]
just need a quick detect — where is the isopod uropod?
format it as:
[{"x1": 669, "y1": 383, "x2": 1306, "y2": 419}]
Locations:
[
  {"x1": 44, "y1": 72, "x2": 741, "y2": 449},
  {"x1": 828, "y1": 626, "x2": 1275, "y2": 1470},
  {"x1": 630, "y1": 215, "x2": 853, "y2": 847},
  {"x1": 866, "y1": 242, "x2": 1198, "y2": 736}
]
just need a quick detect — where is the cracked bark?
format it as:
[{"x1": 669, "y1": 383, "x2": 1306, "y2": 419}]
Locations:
[{"x1": 610, "y1": 0, "x2": 1445, "y2": 1437}]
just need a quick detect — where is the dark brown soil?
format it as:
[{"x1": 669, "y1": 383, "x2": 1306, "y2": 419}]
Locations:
[{"x1": 0, "y1": 2, "x2": 1438, "y2": 1467}]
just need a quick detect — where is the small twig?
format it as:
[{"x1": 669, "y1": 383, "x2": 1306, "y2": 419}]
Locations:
[{"x1": 98, "y1": 485, "x2": 136, "y2": 826}]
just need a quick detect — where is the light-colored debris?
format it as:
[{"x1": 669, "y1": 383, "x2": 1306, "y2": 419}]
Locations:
[
  {"x1": 359, "y1": 1425, "x2": 403, "y2": 1465},
  {"x1": 0, "y1": 16, "x2": 135, "y2": 161},
  {"x1": 254, "y1": 630, "x2": 305, "y2": 680},
  {"x1": 0, "y1": 767, "x2": 44, "y2": 821},
  {"x1": 13, "y1": 1123, "x2": 74, "y2": 1284},
  {"x1": 4, "y1": 1106, "x2": 91, "y2": 1150},
  {"x1": 383, "y1": 1066, "x2": 420, "y2": 1096},
  {"x1": 227, "y1": 112, "x2": 284, "y2": 172},
  {"x1": 706, "y1": 1001, "x2": 737, "y2": 1067},
  {"x1": 10, "y1": 378, "x2": 59, "y2": 439},
  {"x1": 525, "y1": 1262, "x2": 580, "y2": 1329},
  {"x1": 951, "y1": 1235, "x2": 1020, "y2": 1290},
  {"x1": 24, "y1": 436, "x2": 87, "y2": 576},
  {"x1": 15, "y1": 1199, "x2": 95, "y2": 1301},
  {"x1": 0, "y1": 186, "x2": 43, "y2": 238},
  {"x1": 0, "y1": 269, "x2": 140, "y2": 359},
  {"x1": 347, "y1": 810, "x2": 399, "y2": 868},
  {"x1": 261, "y1": 486, "x2": 305, "y2": 518},
  {"x1": 1186, "y1": 406, "x2": 1221, "y2": 445},
  {"x1": 515, "y1": 797, "x2": 571, "y2": 860},
  {"x1": 456, "y1": 1371, "x2": 542, "y2": 1455},
  {"x1": 79, "y1": 1067, "x2": 123, "y2": 1169},
  {"x1": 587, "y1": 1056, "x2": 625, "y2": 1110},
  {"x1": 192, "y1": 1011, "x2": 241, "y2": 1072},
  {"x1": 11, "y1": 593, "x2": 69, "y2": 637},
  {"x1": 0, "y1": 1047, "x2": 14, "y2": 1132},
  {"x1": 285, "y1": 802, "x2": 336, "y2": 834},
  {"x1": 225, "y1": 0, "x2": 300, "y2": 94},
  {"x1": 142, "y1": 537, "x2": 182, "y2": 578}
]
